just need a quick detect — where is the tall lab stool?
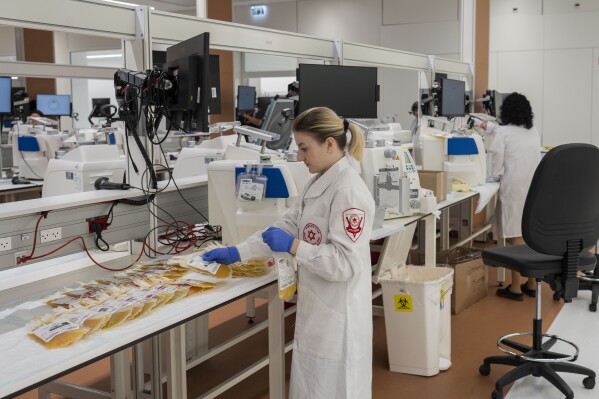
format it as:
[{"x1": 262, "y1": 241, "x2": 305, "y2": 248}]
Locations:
[{"x1": 479, "y1": 143, "x2": 599, "y2": 399}]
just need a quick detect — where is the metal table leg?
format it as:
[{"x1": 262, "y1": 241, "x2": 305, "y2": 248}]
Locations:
[{"x1": 267, "y1": 284, "x2": 285, "y2": 398}]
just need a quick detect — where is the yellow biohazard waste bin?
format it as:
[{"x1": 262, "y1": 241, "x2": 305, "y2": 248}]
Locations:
[{"x1": 379, "y1": 265, "x2": 454, "y2": 376}]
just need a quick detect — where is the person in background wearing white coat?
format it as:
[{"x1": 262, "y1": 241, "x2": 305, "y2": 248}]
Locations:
[
  {"x1": 480, "y1": 92, "x2": 541, "y2": 301},
  {"x1": 202, "y1": 107, "x2": 376, "y2": 398}
]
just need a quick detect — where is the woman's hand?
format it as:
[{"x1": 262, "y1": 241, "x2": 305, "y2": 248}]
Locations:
[
  {"x1": 261, "y1": 227, "x2": 295, "y2": 253},
  {"x1": 202, "y1": 247, "x2": 240, "y2": 264}
]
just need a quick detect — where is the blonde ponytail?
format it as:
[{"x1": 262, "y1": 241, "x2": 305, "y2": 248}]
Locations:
[{"x1": 346, "y1": 122, "x2": 364, "y2": 162}]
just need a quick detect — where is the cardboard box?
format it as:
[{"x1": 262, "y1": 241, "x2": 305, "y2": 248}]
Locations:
[
  {"x1": 437, "y1": 247, "x2": 488, "y2": 314},
  {"x1": 418, "y1": 170, "x2": 448, "y2": 203},
  {"x1": 450, "y1": 257, "x2": 488, "y2": 314}
]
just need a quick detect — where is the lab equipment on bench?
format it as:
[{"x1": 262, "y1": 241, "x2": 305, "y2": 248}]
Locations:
[
  {"x1": 361, "y1": 143, "x2": 421, "y2": 220},
  {"x1": 419, "y1": 126, "x2": 486, "y2": 187},
  {"x1": 208, "y1": 154, "x2": 310, "y2": 246},
  {"x1": 42, "y1": 145, "x2": 126, "y2": 197}
]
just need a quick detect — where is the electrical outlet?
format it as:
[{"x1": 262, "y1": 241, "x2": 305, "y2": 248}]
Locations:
[
  {"x1": 15, "y1": 251, "x2": 28, "y2": 264},
  {"x1": 40, "y1": 227, "x2": 62, "y2": 243},
  {"x1": 0, "y1": 237, "x2": 11, "y2": 251}
]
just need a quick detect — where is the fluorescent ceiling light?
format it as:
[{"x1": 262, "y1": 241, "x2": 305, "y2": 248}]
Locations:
[
  {"x1": 11, "y1": 76, "x2": 18, "y2": 80},
  {"x1": 102, "y1": 0, "x2": 154, "y2": 9},
  {"x1": 86, "y1": 54, "x2": 123, "y2": 59},
  {"x1": 103, "y1": 0, "x2": 139, "y2": 6}
]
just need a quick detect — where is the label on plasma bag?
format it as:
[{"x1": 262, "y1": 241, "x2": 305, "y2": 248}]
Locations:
[
  {"x1": 238, "y1": 180, "x2": 264, "y2": 202},
  {"x1": 188, "y1": 255, "x2": 221, "y2": 274},
  {"x1": 277, "y1": 257, "x2": 295, "y2": 291},
  {"x1": 33, "y1": 321, "x2": 80, "y2": 343}
]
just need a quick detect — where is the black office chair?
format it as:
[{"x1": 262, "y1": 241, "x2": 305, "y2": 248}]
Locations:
[{"x1": 479, "y1": 143, "x2": 599, "y2": 399}]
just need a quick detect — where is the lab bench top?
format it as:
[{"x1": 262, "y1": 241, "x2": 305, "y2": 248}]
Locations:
[{"x1": 0, "y1": 251, "x2": 276, "y2": 399}]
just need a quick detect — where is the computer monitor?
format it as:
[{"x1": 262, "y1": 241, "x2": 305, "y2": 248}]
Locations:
[
  {"x1": 91, "y1": 98, "x2": 111, "y2": 117},
  {"x1": 164, "y1": 32, "x2": 211, "y2": 132},
  {"x1": 489, "y1": 90, "x2": 509, "y2": 123},
  {"x1": 297, "y1": 64, "x2": 379, "y2": 118},
  {"x1": 438, "y1": 78, "x2": 466, "y2": 118},
  {"x1": 37, "y1": 94, "x2": 71, "y2": 116},
  {"x1": 263, "y1": 99, "x2": 294, "y2": 150},
  {"x1": 0, "y1": 77, "x2": 11, "y2": 115},
  {"x1": 237, "y1": 86, "x2": 256, "y2": 113}
]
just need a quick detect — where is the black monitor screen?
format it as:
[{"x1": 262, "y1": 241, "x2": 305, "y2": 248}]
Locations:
[
  {"x1": 91, "y1": 98, "x2": 110, "y2": 117},
  {"x1": 237, "y1": 86, "x2": 256, "y2": 112},
  {"x1": 165, "y1": 32, "x2": 210, "y2": 132},
  {"x1": 37, "y1": 94, "x2": 71, "y2": 116},
  {"x1": 298, "y1": 64, "x2": 378, "y2": 118},
  {"x1": 439, "y1": 78, "x2": 465, "y2": 118},
  {"x1": 0, "y1": 77, "x2": 12, "y2": 115}
]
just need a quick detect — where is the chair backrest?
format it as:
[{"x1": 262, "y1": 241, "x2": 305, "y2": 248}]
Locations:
[{"x1": 523, "y1": 143, "x2": 599, "y2": 256}]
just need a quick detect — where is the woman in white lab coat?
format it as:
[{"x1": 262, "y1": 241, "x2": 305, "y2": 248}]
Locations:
[
  {"x1": 202, "y1": 107, "x2": 375, "y2": 398},
  {"x1": 481, "y1": 92, "x2": 541, "y2": 301}
]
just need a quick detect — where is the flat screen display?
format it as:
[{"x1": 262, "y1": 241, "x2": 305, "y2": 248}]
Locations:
[
  {"x1": 0, "y1": 77, "x2": 11, "y2": 115},
  {"x1": 439, "y1": 78, "x2": 466, "y2": 117},
  {"x1": 298, "y1": 64, "x2": 378, "y2": 118},
  {"x1": 37, "y1": 94, "x2": 71, "y2": 116},
  {"x1": 237, "y1": 86, "x2": 256, "y2": 112}
]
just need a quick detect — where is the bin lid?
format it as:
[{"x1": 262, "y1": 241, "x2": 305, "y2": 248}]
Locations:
[
  {"x1": 373, "y1": 223, "x2": 416, "y2": 284},
  {"x1": 379, "y1": 264, "x2": 454, "y2": 284}
]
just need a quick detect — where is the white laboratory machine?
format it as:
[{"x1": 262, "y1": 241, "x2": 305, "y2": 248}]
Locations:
[
  {"x1": 361, "y1": 143, "x2": 421, "y2": 220},
  {"x1": 419, "y1": 126, "x2": 486, "y2": 187},
  {"x1": 170, "y1": 124, "x2": 286, "y2": 179},
  {"x1": 11, "y1": 132, "x2": 65, "y2": 180},
  {"x1": 208, "y1": 156, "x2": 310, "y2": 246},
  {"x1": 42, "y1": 145, "x2": 126, "y2": 197},
  {"x1": 352, "y1": 119, "x2": 412, "y2": 145}
]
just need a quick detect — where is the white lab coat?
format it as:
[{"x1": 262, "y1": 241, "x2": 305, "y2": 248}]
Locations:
[
  {"x1": 237, "y1": 156, "x2": 375, "y2": 399},
  {"x1": 486, "y1": 122, "x2": 541, "y2": 238}
]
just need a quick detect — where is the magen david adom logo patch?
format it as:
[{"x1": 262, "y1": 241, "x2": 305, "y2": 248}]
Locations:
[
  {"x1": 342, "y1": 208, "x2": 365, "y2": 242},
  {"x1": 302, "y1": 223, "x2": 322, "y2": 245}
]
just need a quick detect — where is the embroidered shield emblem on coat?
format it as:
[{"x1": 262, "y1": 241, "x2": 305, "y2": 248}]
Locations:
[
  {"x1": 302, "y1": 223, "x2": 322, "y2": 245},
  {"x1": 343, "y1": 208, "x2": 365, "y2": 242}
]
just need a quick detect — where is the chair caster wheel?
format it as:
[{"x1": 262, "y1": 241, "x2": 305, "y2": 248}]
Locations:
[
  {"x1": 479, "y1": 363, "x2": 491, "y2": 376},
  {"x1": 491, "y1": 389, "x2": 503, "y2": 399},
  {"x1": 583, "y1": 376, "x2": 595, "y2": 389},
  {"x1": 247, "y1": 318, "x2": 254, "y2": 324},
  {"x1": 589, "y1": 303, "x2": 597, "y2": 312},
  {"x1": 553, "y1": 292, "x2": 561, "y2": 301}
]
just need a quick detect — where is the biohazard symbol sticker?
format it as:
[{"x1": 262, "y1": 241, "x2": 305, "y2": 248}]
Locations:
[
  {"x1": 302, "y1": 223, "x2": 322, "y2": 245},
  {"x1": 394, "y1": 294, "x2": 413, "y2": 312},
  {"x1": 342, "y1": 208, "x2": 365, "y2": 242}
]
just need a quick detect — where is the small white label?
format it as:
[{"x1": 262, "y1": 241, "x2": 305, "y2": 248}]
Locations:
[
  {"x1": 33, "y1": 321, "x2": 80, "y2": 343},
  {"x1": 238, "y1": 180, "x2": 264, "y2": 202},
  {"x1": 92, "y1": 300, "x2": 129, "y2": 315},
  {"x1": 211, "y1": 87, "x2": 217, "y2": 98},
  {"x1": 188, "y1": 255, "x2": 221, "y2": 274},
  {"x1": 56, "y1": 311, "x2": 94, "y2": 326},
  {"x1": 277, "y1": 257, "x2": 295, "y2": 291},
  {"x1": 73, "y1": 171, "x2": 83, "y2": 192},
  {"x1": 150, "y1": 285, "x2": 177, "y2": 294}
]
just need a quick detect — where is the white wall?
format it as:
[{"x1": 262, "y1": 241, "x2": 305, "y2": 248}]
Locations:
[
  {"x1": 490, "y1": 0, "x2": 599, "y2": 145},
  {"x1": 234, "y1": 2, "x2": 298, "y2": 32},
  {"x1": 0, "y1": 27, "x2": 16, "y2": 58},
  {"x1": 233, "y1": 0, "x2": 464, "y2": 122}
]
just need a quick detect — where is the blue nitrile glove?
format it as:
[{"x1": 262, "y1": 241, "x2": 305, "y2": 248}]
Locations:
[
  {"x1": 261, "y1": 226, "x2": 295, "y2": 253},
  {"x1": 202, "y1": 247, "x2": 240, "y2": 264}
]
